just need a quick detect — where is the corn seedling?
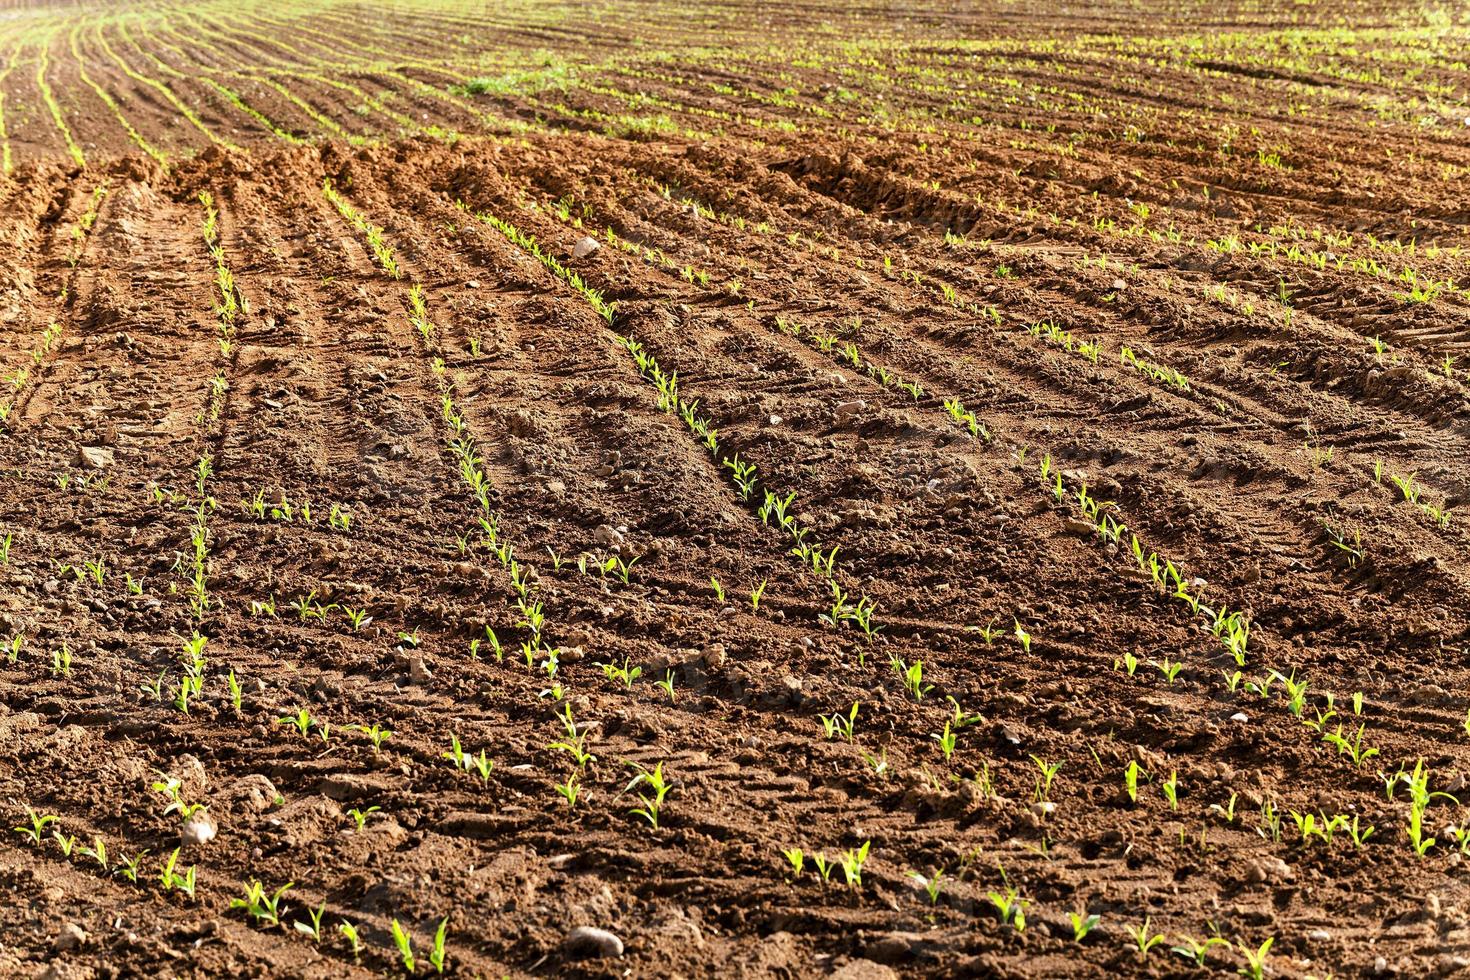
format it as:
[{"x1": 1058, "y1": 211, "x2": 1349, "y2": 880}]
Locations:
[
  {"x1": 429, "y1": 917, "x2": 449, "y2": 973},
  {"x1": 1161, "y1": 770, "x2": 1179, "y2": 810},
  {"x1": 354, "y1": 723, "x2": 393, "y2": 754},
  {"x1": 14, "y1": 808, "x2": 56, "y2": 846},
  {"x1": 1237, "y1": 937, "x2": 1274, "y2": 980},
  {"x1": 346, "y1": 806, "x2": 380, "y2": 831},
  {"x1": 891, "y1": 657, "x2": 933, "y2": 700},
  {"x1": 159, "y1": 848, "x2": 197, "y2": 899},
  {"x1": 79, "y1": 836, "x2": 107, "y2": 871},
  {"x1": 1156, "y1": 657, "x2": 1183, "y2": 683},
  {"x1": 861, "y1": 747, "x2": 890, "y2": 778},
  {"x1": 555, "y1": 772, "x2": 583, "y2": 808},
  {"x1": 1172, "y1": 934, "x2": 1228, "y2": 967},
  {"x1": 339, "y1": 920, "x2": 364, "y2": 961},
  {"x1": 294, "y1": 903, "x2": 326, "y2": 943},
  {"x1": 626, "y1": 761, "x2": 672, "y2": 829},
  {"x1": 934, "y1": 722, "x2": 957, "y2": 761},
  {"x1": 391, "y1": 918, "x2": 416, "y2": 972},
  {"x1": 987, "y1": 870, "x2": 1028, "y2": 931},
  {"x1": 549, "y1": 703, "x2": 597, "y2": 767},
  {"x1": 812, "y1": 853, "x2": 833, "y2": 883},
  {"x1": 1128, "y1": 918, "x2": 1167, "y2": 961},
  {"x1": 597, "y1": 657, "x2": 642, "y2": 688},
  {"x1": 277, "y1": 707, "x2": 314, "y2": 738},
  {"x1": 151, "y1": 773, "x2": 206, "y2": 822},
  {"x1": 1124, "y1": 760, "x2": 1145, "y2": 804},
  {"x1": 116, "y1": 850, "x2": 147, "y2": 883},
  {"x1": 230, "y1": 880, "x2": 293, "y2": 928},
  {"x1": 839, "y1": 840, "x2": 871, "y2": 888},
  {"x1": 820, "y1": 702, "x2": 859, "y2": 742},
  {"x1": 1031, "y1": 755, "x2": 1061, "y2": 803},
  {"x1": 903, "y1": 866, "x2": 943, "y2": 905},
  {"x1": 1258, "y1": 800, "x2": 1282, "y2": 842}
]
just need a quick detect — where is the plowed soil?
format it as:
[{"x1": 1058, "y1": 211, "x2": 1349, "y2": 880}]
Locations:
[{"x1": 3, "y1": 2, "x2": 1470, "y2": 979}]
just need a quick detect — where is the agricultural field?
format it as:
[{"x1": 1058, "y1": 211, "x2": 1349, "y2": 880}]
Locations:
[{"x1": 2, "y1": 0, "x2": 1470, "y2": 976}]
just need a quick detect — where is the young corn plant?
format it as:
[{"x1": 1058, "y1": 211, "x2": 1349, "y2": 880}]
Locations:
[
  {"x1": 1171, "y1": 934, "x2": 1228, "y2": 968},
  {"x1": 987, "y1": 866, "x2": 1028, "y2": 932},
  {"x1": 1070, "y1": 910, "x2": 1101, "y2": 942},
  {"x1": 1160, "y1": 771, "x2": 1180, "y2": 811},
  {"x1": 13, "y1": 808, "x2": 57, "y2": 846},
  {"x1": 625, "y1": 761, "x2": 672, "y2": 829},
  {"x1": 910, "y1": 868, "x2": 946, "y2": 905},
  {"x1": 346, "y1": 806, "x2": 380, "y2": 831},
  {"x1": 891, "y1": 657, "x2": 933, "y2": 700},
  {"x1": 555, "y1": 772, "x2": 582, "y2": 809},
  {"x1": 294, "y1": 903, "x2": 326, "y2": 943},
  {"x1": 391, "y1": 918, "x2": 416, "y2": 972},
  {"x1": 1030, "y1": 755, "x2": 1061, "y2": 803},
  {"x1": 230, "y1": 880, "x2": 293, "y2": 929},
  {"x1": 339, "y1": 920, "x2": 364, "y2": 961},
  {"x1": 934, "y1": 721, "x2": 958, "y2": 761},
  {"x1": 1128, "y1": 918, "x2": 1167, "y2": 962},
  {"x1": 1123, "y1": 760, "x2": 1145, "y2": 804},
  {"x1": 429, "y1": 917, "x2": 449, "y2": 974},
  {"x1": 116, "y1": 850, "x2": 147, "y2": 884},
  {"x1": 1237, "y1": 937, "x2": 1274, "y2": 980},
  {"x1": 820, "y1": 702, "x2": 859, "y2": 742},
  {"x1": 839, "y1": 840, "x2": 871, "y2": 890}
]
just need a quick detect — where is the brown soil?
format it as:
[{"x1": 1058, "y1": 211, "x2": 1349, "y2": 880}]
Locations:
[{"x1": 3, "y1": 2, "x2": 1470, "y2": 979}]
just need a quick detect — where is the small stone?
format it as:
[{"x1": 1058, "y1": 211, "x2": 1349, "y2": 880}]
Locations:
[
  {"x1": 77, "y1": 446, "x2": 113, "y2": 469},
  {"x1": 173, "y1": 754, "x2": 208, "y2": 797},
  {"x1": 701, "y1": 643, "x2": 727, "y2": 669},
  {"x1": 834, "y1": 399, "x2": 866, "y2": 420},
  {"x1": 55, "y1": 922, "x2": 87, "y2": 952},
  {"x1": 1245, "y1": 856, "x2": 1291, "y2": 884},
  {"x1": 564, "y1": 925, "x2": 623, "y2": 958},
  {"x1": 768, "y1": 414, "x2": 783, "y2": 426},
  {"x1": 1308, "y1": 929, "x2": 1331, "y2": 942},
  {"x1": 227, "y1": 774, "x2": 279, "y2": 812},
  {"x1": 1229, "y1": 712, "x2": 1248, "y2": 723},
  {"x1": 408, "y1": 656, "x2": 433, "y2": 684},
  {"x1": 180, "y1": 814, "x2": 217, "y2": 848},
  {"x1": 572, "y1": 236, "x2": 600, "y2": 259}
]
